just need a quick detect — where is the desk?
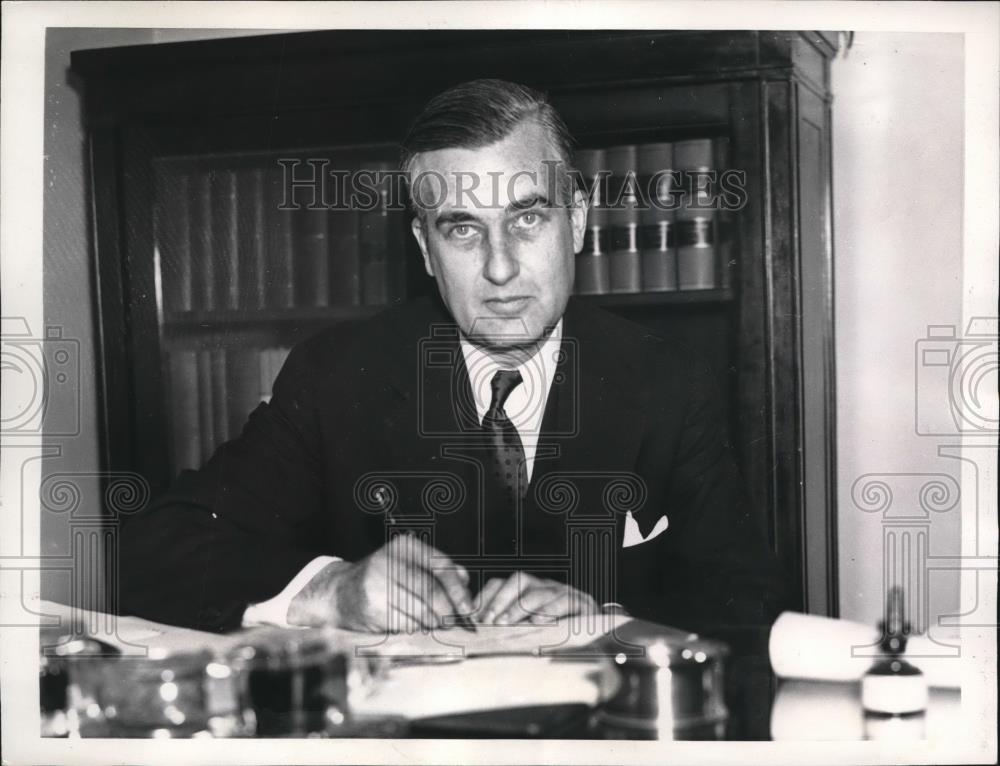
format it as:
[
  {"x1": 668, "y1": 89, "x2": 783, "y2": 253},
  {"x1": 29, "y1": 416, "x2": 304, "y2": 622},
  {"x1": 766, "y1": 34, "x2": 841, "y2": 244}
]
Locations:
[{"x1": 36, "y1": 601, "x2": 957, "y2": 741}]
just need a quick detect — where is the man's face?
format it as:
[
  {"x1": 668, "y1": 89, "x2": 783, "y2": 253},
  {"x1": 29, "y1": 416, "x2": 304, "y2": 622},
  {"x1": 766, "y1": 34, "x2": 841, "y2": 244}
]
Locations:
[{"x1": 409, "y1": 120, "x2": 587, "y2": 350}]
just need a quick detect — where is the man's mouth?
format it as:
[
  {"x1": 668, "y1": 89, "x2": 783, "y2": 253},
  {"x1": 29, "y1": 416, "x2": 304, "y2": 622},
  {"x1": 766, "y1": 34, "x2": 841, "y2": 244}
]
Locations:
[{"x1": 484, "y1": 296, "x2": 533, "y2": 315}]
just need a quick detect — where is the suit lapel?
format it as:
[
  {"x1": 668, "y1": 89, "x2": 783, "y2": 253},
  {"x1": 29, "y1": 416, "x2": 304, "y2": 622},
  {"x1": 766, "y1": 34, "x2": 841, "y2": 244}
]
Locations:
[
  {"x1": 380, "y1": 298, "x2": 475, "y2": 438},
  {"x1": 417, "y1": 328, "x2": 485, "y2": 556},
  {"x1": 527, "y1": 299, "x2": 648, "y2": 555},
  {"x1": 354, "y1": 299, "x2": 482, "y2": 555},
  {"x1": 537, "y1": 298, "x2": 647, "y2": 474}
]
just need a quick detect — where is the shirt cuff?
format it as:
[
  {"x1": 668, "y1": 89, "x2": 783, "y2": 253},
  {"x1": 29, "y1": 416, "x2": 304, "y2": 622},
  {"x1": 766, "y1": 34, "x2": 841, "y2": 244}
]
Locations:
[{"x1": 242, "y1": 555, "x2": 341, "y2": 627}]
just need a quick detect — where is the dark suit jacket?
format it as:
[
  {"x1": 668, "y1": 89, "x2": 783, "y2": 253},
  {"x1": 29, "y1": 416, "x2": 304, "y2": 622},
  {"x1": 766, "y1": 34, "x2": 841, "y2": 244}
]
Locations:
[{"x1": 119, "y1": 296, "x2": 788, "y2": 638}]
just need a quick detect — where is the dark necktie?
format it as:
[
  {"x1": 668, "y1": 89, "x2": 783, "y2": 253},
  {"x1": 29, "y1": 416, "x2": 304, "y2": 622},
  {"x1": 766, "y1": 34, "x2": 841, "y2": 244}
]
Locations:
[{"x1": 481, "y1": 369, "x2": 527, "y2": 556}]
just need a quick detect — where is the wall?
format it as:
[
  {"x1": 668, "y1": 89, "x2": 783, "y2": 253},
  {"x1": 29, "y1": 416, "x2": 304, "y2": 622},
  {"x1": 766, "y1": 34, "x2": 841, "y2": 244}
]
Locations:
[{"x1": 831, "y1": 33, "x2": 965, "y2": 631}]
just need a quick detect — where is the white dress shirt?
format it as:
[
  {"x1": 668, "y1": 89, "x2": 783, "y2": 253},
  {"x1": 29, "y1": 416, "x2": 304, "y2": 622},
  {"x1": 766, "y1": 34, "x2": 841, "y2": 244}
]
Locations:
[
  {"x1": 459, "y1": 319, "x2": 562, "y2": 482},
  {"x1": 243, "y1": 321, "x2": 563, "y2": 627}
]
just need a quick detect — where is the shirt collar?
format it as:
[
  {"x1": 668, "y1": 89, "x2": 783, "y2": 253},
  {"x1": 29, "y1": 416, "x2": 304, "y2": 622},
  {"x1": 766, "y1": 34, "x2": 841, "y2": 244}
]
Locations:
[{"x1": 459, "y1": 319, "x2": 563, "y2": 425}]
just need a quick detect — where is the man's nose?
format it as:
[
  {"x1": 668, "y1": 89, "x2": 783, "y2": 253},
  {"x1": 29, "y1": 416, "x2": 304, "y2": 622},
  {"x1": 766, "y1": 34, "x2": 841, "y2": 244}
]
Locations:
[{"x1": 482, "y1": 232, "x2": 519, "y2": 285}]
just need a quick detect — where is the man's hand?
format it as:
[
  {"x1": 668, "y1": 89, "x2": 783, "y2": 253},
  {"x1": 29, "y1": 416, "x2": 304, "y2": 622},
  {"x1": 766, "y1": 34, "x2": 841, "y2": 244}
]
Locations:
[
  {"x1": 475, "y1": 572, "x2": 599, "y2": 625},
  {"x1": 286, "y1": 534, "x2": 474, "y2": 632}
]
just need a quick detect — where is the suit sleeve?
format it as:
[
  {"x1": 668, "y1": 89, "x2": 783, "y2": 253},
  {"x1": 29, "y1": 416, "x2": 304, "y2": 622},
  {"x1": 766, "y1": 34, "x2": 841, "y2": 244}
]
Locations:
[
  {"x1": 638, "y1": 352, "x2": 791, "y2": 642},
  {"x1": 118, "y1": 340, "x2": 332, "y2": 632}
]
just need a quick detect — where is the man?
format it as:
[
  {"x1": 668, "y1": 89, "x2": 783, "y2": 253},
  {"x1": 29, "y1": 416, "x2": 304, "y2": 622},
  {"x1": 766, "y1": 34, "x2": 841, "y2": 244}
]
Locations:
[{"x1": 119, "y1": 79, "x2": 786, "y2": 640}]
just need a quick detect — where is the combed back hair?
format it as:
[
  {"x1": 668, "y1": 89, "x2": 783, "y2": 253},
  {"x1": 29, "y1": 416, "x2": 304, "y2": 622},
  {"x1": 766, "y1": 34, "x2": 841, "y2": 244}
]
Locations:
[{"x1": 399, "y1": 79, "x2": 577, "y2": 211}]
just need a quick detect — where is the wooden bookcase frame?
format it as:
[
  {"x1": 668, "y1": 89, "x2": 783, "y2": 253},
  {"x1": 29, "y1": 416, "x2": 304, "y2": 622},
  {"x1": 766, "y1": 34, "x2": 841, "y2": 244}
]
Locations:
[{"x1": 71, "y1": 29, "x2": 839, "y2": 616}]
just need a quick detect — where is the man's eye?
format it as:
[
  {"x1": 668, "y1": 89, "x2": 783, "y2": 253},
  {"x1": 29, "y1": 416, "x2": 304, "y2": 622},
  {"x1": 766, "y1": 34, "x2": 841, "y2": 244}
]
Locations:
[
  {"x1": 516, "y1": 211, "x2": 540, "y2": 228},
  {"x1": 449, "y1": 224, "x2": 476, "y2": 239}
]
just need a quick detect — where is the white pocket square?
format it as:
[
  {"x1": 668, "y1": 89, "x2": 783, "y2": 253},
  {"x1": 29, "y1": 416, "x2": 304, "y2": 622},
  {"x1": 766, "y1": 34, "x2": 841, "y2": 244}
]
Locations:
[{"x1": 622, "y1": 511, "x2": 669, "y2": 548}]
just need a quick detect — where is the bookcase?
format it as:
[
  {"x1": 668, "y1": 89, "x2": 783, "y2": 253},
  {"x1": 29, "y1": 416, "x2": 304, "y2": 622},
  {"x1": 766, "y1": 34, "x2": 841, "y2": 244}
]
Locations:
[{"x1": 71, "y1": 30, "x2": 840, "y2": 616}]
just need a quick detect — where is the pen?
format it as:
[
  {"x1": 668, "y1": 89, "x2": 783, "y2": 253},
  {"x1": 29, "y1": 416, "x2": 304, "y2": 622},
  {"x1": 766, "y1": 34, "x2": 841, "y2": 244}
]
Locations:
[{"x1": 450, "y1": 612, "x2": 478, "y2": 633}]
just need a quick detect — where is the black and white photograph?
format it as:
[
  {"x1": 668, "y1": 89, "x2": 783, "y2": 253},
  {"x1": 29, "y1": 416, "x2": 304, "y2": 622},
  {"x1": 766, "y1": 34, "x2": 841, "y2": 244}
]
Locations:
[{"x1": 1, "y1": 2, "x2": 996, "y2": 764}]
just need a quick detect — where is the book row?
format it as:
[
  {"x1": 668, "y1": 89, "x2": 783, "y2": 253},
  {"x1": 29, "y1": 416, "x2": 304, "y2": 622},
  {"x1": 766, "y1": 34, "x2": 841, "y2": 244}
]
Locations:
[
  {"x1": 157, "y1": 161, "x2": 407, "y2": 315},
  {"x1": 156, "y1": 138, "x2": 734, "y2": 318},
  {"x1": 166, "y1": 346, "x2": 291, "y2": 473},
  {"x1": 573, "y1": 138, "x2": 733, "y2": 295}
]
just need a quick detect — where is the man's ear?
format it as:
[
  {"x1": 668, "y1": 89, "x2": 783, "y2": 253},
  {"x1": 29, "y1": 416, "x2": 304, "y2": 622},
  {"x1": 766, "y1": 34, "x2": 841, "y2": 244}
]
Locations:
[
  {"x1": 569, "y1": 189, "x2": 589, "y2": 255},
  {"x1": 411, "y1": 216, "x2": 435, "y2": 277}
]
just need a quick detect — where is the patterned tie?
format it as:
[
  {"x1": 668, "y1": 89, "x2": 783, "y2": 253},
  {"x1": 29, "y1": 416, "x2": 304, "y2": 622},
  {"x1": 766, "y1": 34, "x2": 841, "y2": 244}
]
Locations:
[{"x1": 481, "y1": 369, "x2": 527, "y2": 555}]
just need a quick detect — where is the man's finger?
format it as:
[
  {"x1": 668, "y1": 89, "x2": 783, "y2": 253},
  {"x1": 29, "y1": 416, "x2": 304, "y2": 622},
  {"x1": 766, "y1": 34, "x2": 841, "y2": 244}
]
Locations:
[
  {"x1": 474, "y1": 577, "x2": 505, "y2": 618},
  {"x1": 381, "y1": 560, "x2": 441, "y2": 630},
  {"x1": 426, "y1": 570, "x2": 471, "y2": 624},
  {"x1": 434, "y1": 567, "x2": 475, "y2": 617},
  {"x1": 385, "y1": 541, "x2": 469, "y2": 626},
  {"x1": 386, "y1": 534, "x2": 474, "y2": 616},
  {"x1": 389, "y1": 570, "x2": 448, "y2": 633},
  {"x1": 530, "y1": 587, "x2": 598, "y2": 623},
  {"x1": 385, "y1": 602, "x2": 422, "y2": 634},
  {"x1": 481, "y1": 572, "x2": 534, "y2": 624},
  {"x1": 528, "y1": 590, "x2": 574, "y2": 624},
  {"x1": 494, "y1": 583, "x2": 564, "y2": 625}
]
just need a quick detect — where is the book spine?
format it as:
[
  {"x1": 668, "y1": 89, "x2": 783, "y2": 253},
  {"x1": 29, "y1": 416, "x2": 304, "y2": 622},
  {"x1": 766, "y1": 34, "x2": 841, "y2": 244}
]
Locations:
[
  {"x1": 265, "y1": 164, "x2": 295, "y2": 309},
  {"x1": 360, "y1": 214, "x2": 388, "y2": 305},
  {"x1": 638, "y1": 142, "x2": 677, "y2": 292},
  {"x1": 240, "y1": 168, "x2": 268, "y2": 310},
  {"x1": 212, "y1": 169, "x2": 240, "y2": 311},
  {"x1": 386, "y1": 208, "x2": 407, "y2": 302},
  {"x1": 605, "y1": 145, "x2": 641, "y2": 294},
  {"x1": 294, "y1": 206, "x2": 331, "y2": 307},
  {"x1": 573, "y1": 149, "x2": 610, "y2": 295},
  {"x1": 211, "y1": 348, "x2": 228, "y2": 447},
  {"x1": 159, "y1": 170, "x2": 194, "y2": 313},
  {"x1": 191, "y1": 173, "x2": 215, "y2": 311},
  {"x1": 359, "y1": 162, "x2": 405, "y2": 306},
  {"x1": 674, "y1": 139, "x2": 717, "y2": 290},
  {"x1": 196, "y1": 349, "x2": 215, "y2": 462},
  {"x1": 167, "y1": 349, "x2": 201, "y2": 473},
  {"x1": 328, "y1": 207, "x2": 361, "y2": 306},
  {"x1": 226, "y1": 347, "x2": 260, "y2": 438}
]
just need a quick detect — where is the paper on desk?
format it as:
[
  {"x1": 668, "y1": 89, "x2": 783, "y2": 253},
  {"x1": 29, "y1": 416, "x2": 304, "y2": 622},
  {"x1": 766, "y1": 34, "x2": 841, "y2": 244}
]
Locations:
[
  {"x1": 37, "y1": 599, "x2": 253, "y2": 656},
  {"x1": 334, "y1": 613, "x2": 632, "y2": 659},
  {"x1": 36, "y1": 599, "x2": 631, "y2": 661}
]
